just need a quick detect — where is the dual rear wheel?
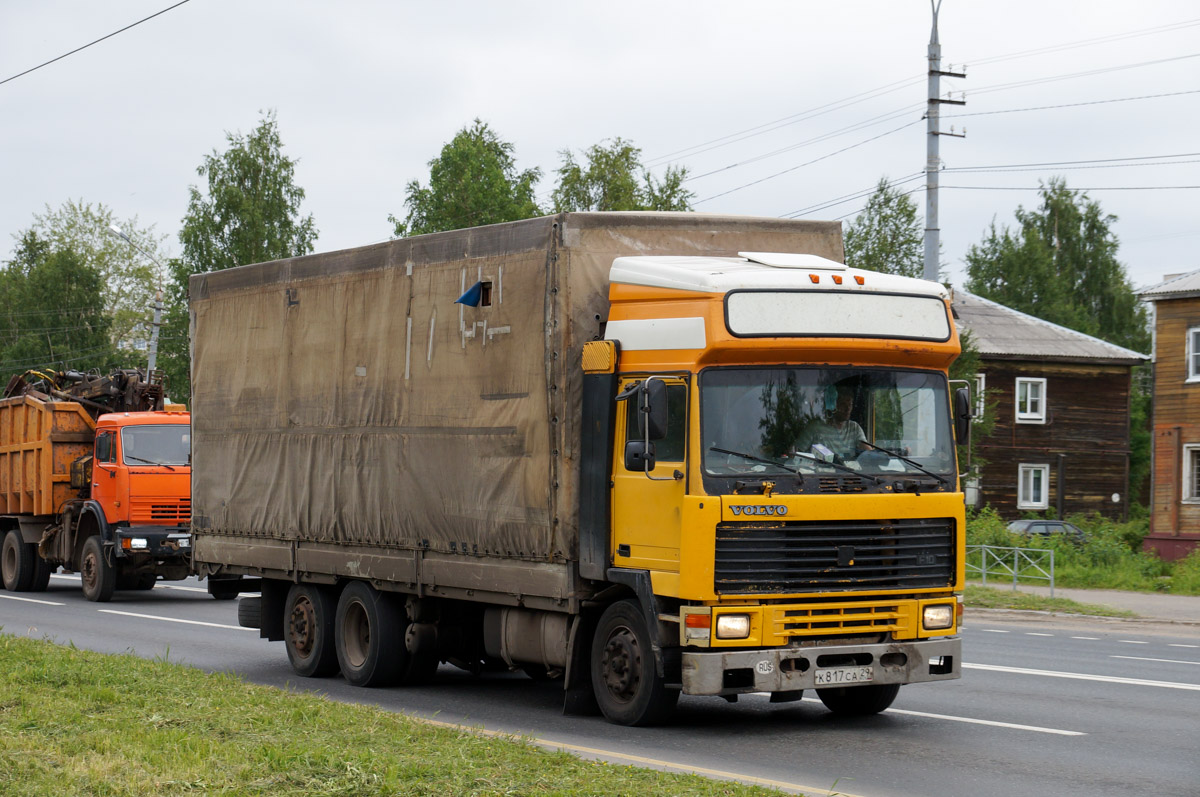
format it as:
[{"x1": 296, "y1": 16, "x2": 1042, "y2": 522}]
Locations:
[{"x1": 1, "y1": 530, "x2": 52, "y2": 593}]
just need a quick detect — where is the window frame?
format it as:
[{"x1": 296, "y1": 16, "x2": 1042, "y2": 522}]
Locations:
[
  {"x1": 1187, "y1": 327, "x2": 1200, "y2": 382},
  {"x1": 1183, "y1": 444, "x2": 1200, "y2": 503},
  {"x1": 1017, "y1": 463, "x2": 1050, "y2": 510},
  {"x1": 1015, "y1": 377, "x2": 1047, "y2": 424},
  {"x1": 973, "y1": 372, "x2": 986, "y2": 422}
]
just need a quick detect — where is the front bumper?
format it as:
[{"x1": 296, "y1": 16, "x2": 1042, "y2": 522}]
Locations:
[
  {"x1": 681, "y1": 636, "x2": 960, "y2": 696},
  {"x1": 113, "y1": 527, "x2": 192, "y2": 561}
]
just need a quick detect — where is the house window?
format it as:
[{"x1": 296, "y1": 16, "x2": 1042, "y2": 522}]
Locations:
[
  {"x1": 973, "y1": 373, "x2": 986, "y2": 422},
  {"x1": 1015, "y1": 377, "x2": 1046, "y2": 424},
  {"x1": 1184, "y1": 445, "x2": 1200, "y2": 502},
  {"x1": 1018, "y1": 464, "x2": 1049, "y2": 510},
  {"x1": 1187, "y1": 328, "x2": 1200, "y2": 382}
]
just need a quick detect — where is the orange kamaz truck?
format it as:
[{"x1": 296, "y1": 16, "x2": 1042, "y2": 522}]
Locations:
[
  {"x1": 192, "y1": 213, "x2": 971, "y2": 725},
  {"x1": 0, "y1": 369, "x2": 194, "y2": 601}
]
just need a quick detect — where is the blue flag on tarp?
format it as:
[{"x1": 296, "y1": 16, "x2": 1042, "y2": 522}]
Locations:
[{"x1": 455, "y1": 281, "x2": 484, "y2": 307}]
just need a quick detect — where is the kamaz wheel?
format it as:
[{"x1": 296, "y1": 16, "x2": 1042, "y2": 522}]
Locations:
[
  {"x1": 1, "y1": 530, "x2": 35, "y2": 592},
  {"x1": 334, "y1": 581, "x2": 407, "y2": 687},
  {"x1": 816, "y1": 683, "x2": 900, "y2": 715},
  {"x1": 285, "y1": 583, "x2": 339, "y2": 678},
  {"x1": 590, "y1": 599, "x2": 678, "y2": 726},
  {"x1": 80, "y1": 536, "x2": 115, "y2": 603}
]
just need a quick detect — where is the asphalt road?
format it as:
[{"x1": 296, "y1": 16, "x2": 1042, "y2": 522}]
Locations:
[{"x1": 3, "y1": 575, "x2": 1199, "y2": 797}]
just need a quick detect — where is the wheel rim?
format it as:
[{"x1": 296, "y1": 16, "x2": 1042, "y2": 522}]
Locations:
[
  {"x1": 1, "y1": 538, "x2": 14, "y2": 583},
  {"x1": 600, "y1": 623, "x2": 642, "y2": 705},
  {"x1": 343, "y1": 600, "x2": 370, "y2": 668},
  {"x1": 81, "y1": 549, "x2": 98, "y2": 593},
  {"x1": 288, "y1": 596, "x2": 316, "y2": 659}
]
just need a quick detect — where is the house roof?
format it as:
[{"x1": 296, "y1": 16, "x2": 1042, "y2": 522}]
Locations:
[
  {"x1": 1139, "y1": 269, "x2": 1200, "y2": 302},
  {"x1": 952, "y1": 291, "x2": 1147, "y2": 365}
]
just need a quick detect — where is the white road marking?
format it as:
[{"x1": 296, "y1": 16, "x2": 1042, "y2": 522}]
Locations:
[
  {"x1": 1071, "y1": 636, "x2": 1100, "y2": 640},
  {"x1": 1112, "y1": 655, "x2": 1200, "y2": 666},
  {"x1": 981, "y1": 629, "x2": 1010, "y2": 633},
  {"x1": 1025, "y1": 632, "x2": 1053, "y2": 637},
  {"x1": 156, "y1": 584, "x2": 209, "y2": 593},
  {"x1": 98, "y1": 609, "x2": 251, "y2": 631},
  {"x1": 794, "y1": 698, "x2": 1083, "y2": 736},
  {"x1": 965, "y1": 662, "x2": 1200, "y2": 691},
  {"x1": 418, "y1": 716, "x2": 859, "y2": 797},
  {"x1": 1169, "y1": 644, "x2": 1199, "y2": 649},
  {"x1": 0, "y1": 593, "x2": 65, "y2": 606},
  {"x1": 1118, "y1": 640, "x2": 1149, "y2": 645}
]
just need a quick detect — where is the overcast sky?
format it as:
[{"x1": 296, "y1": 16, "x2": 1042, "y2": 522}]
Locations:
[{"x1": 3, "y1": 1, "x2": 1197, "y2": 291}]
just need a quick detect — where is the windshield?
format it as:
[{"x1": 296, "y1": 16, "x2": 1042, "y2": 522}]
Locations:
[
  {"x1": 121, "y1": 424, "x2": 190, "y2": 467},
  {"x1": 701, "y1": 367, "x2": 955, "y2": 483}
]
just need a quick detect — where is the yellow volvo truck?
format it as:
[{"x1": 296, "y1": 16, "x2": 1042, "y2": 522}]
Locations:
[{"x1": 191, "y1": 213, "x2": 969, "y2": 726}]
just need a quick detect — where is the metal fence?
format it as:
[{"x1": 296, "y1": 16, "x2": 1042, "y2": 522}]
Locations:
[{"x1": 965, "y1": 545, "x2": 1055, "y2": 597}]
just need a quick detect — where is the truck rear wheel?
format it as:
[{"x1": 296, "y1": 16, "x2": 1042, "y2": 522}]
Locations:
[
  {"x1": 335, "y1": 581, "x2": 407, "y2": 687},
  {"x1": 285, "y1": 584, "x2": 339, "y2": 677},
  {"x1": 2, "y1": 530, "x2": 36, "y2": 592},
  {"x1": 590, "y1": 599, "x2": 679, "y2": 726},
  {"x1": 80, "y1": 536, "x2": 115, "y2": 603},
  {"x1": 816, "y1": 683, "x2": 900, "y2": 716}
]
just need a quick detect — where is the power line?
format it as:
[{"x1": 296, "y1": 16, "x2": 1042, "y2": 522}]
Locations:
[
  {"x1": 964, "y1": 53, "x2": 1200, "y2": 99},
  {"x1": 941, "y1": 89, "x2": 1200, "y2": 119},
  {"x1": 0, "y1": 0, "x2": 192, "y2": 87},
  {"x1": 784, "y1": 172, "x2": 926, "y2": 218},
  {"x1": 947, "y1": 159, "x2": 1200, "y2": 175},
  {"x1": 940, "y1": 184, "x2": 1200, "y2": 191},
  {"x1": 970, "y1": 18, "x2": 1200, "y2": 67},
  {"x1": 943, "y1": 152, "x2": 1200, "y2": 170},
  {"x1": 693, "y1": 119, "x2": 923, "y2": 204}
]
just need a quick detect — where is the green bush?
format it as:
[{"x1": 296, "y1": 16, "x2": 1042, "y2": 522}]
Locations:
[{"x1": 1169, "y1": 548, "x2": 1200, "y2": 596}]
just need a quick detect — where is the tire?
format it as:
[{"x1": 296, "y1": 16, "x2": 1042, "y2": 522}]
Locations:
[
  {"x1": 285, "y1": 584, "x2": 340, "y2": 678},
  {"x1": 2, "y1": 530, "x2": 35, "y2": 592},
  {"x1": 30, "y1": 557, "x2": 53, "y2": 592},
  {"x1": 590, "y1": 599, "x2": 679, "y2": 726},
  {"x1": 238, "y1": 596, "x2": 262, "y2": 629},
  {"x1": 80, "y1": 536, "x2": 116, "y2": 603},
  {"x1": 816, "y1": 683, "x2": 900, "y2": 716},
  {"x1": 335, "y1": 581, "x2": 407, "y2": 687}
]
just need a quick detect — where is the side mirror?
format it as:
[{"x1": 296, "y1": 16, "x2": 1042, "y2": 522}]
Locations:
[
  {"x1": 96, "y1": 434, "x2": 111, "y2": 463},
  {"x1": 640, "y1": 379, "x2": 668, "y2": 441},
  {"x1": 624, "y1": 440, "x2": 656, "y2": 472},
  {"x1": 954, "y1": 386, "x2": 972, "y2": 445}
]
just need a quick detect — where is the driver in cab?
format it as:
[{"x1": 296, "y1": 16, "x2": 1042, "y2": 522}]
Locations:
[{"x1": 797, "y1": 385, "x2": 866, "y2": 462}]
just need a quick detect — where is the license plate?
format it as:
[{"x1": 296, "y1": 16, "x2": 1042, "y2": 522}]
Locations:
[{"x1": 815, "y1": 666, "x2": 873, "y2": 685}]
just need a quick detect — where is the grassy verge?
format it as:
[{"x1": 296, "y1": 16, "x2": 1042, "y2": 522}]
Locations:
[
  {"x1": 963, "y1": 584, "x2": 1136, "y2": 617},
  {"x1": 0, "y1": 634, "x2": 783, "y2": 797}
]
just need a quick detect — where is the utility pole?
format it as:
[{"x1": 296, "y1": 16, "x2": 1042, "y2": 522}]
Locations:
[
  {"x1": 924, "y1": 0, "x2": 966, "y2": 283},
  {"x1": 148, "y1": 288, "x2": 162, "y2": 372}
]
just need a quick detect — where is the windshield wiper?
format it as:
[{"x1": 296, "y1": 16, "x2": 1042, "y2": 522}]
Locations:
[
  {"x1": 126, "y1": 455, "x2": 176, "y2": 471},
  {"x1": 859, "y1": 441, "x2": 947, "y2": 486},
  {"x1": 709, "y1": 447, "x2": 800, "y2": 475}
]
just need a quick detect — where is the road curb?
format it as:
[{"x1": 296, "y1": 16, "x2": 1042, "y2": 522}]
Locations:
[{"x1": 965, "y1": 606, "x2": 1200, "y2": 629}]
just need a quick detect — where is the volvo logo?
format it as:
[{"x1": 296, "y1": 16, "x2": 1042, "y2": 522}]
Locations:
[{"x1": 729, "y1": 505, "x2": 788, "y2": 516}]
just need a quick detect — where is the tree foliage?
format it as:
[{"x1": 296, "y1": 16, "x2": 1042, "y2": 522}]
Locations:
[
  {"x1": 164, "y1": 110, "x2": 317, "y2": 402},
  {"x1": 551, "y1": 138, "x2": 692, "y2": 213},
  {"x1": 843, "y1": 178, "x2": 924, "y2": 278},
  {"x1": 23, "y1": 200, "x2": 166, "y2": 353},
  {"x1": 0, "y1": 232, "x2": 113, "y2": 382},
  {"x1": 964, "y1": 178, "x2": 1149, "y2": 352},
  {"x1": 390, "y1": 120, "x2": 541, "y2": 237}
]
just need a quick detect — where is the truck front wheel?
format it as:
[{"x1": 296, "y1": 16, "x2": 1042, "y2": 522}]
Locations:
[
  {"x1": 816, "y1": 683, "x2": 900, "y2": 715},
  {"x1": 335, "y1": 581, "x2": 407, "y2": 687},
  {"x1": 2, "y1": 530, "x2": 35, "y2": 591},
  {"x1": 80, "y1": 536, "x2": 115, "y2": 602},
  {"x1": 285, "y1": 584, "x2": 339, "y2": 678},
  {"x1": 590, "y1": 599, "x2": 679, "y2": 726}
]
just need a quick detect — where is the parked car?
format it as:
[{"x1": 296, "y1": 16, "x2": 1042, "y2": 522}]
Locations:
[{"x1": 1006, "y1": 519, "x2": 1086, "y2": 543}]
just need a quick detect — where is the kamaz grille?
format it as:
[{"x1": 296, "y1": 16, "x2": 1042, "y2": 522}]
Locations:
[
  {"x1": 715, "y1": 517, "x2": 954, "y2": 594},
  {"x1": 131, "y1": 498, "x2": 191, "y2": 524}
]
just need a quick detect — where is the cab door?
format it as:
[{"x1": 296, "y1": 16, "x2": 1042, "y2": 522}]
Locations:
[
  {"x1": 611, "y1": 378, "x2": 688, "y2": 574},
  {"x1": 90, "y1": 429, "x2": 125, "y2": 524}
]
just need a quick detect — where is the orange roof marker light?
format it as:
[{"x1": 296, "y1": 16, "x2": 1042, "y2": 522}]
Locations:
[
  {"x1": 809, "y1": 274, "x2": 820, "y2": 284},
  {"x1": 855, "y1": 275, "x2": 865, "y2": 285},
  {"x1": 832, "y1": 275, "x2": 843, "y2": 285}
]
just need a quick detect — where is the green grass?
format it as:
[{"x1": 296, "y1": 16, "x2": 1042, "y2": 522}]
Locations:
[
  {"x1": 965, "y1": 506, "x2": 1200, "y2": 595},
  {"x1": 0, "y1": 634, "x2": 785, "y2": 797},
  {"x1": 963, "y1": 584, "x2": 1136, "y2": 617}
]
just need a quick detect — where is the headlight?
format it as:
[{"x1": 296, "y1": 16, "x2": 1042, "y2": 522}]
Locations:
[
  {"x1": 130, "y1": 538, "x2": 148, "y2": 550},
  {"x1": 715, "y1": 614, "x2": 751, "y2": 640},
  {"x1": 923, "y1": 604, "x2": 954, "y2": 630}
]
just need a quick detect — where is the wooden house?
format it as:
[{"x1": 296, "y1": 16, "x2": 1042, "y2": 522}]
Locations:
[
  {"x1": 953, "y1": 292, "x2": 1147, "y2": 521},
  {"x1": 1139, "y1": 271, "x2": 1200, "y2": 560}
]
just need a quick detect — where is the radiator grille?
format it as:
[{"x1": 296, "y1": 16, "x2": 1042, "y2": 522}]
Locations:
[
  {"x1": 130, "y1": 498, "x2": 191, "y2": 524},
  {"x1": 715, "y1": 517, "x2": 954, "y2": 594}
]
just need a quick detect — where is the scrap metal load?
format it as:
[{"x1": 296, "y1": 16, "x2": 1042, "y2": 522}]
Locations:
[{"x1": 3, "y1": 368, "x2": 166, "y2": 419}]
